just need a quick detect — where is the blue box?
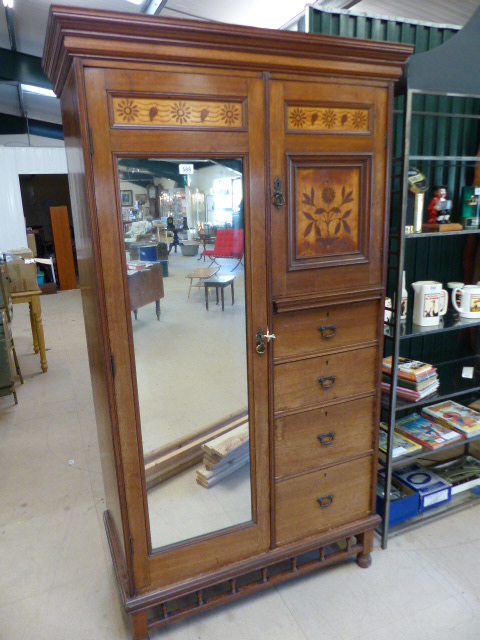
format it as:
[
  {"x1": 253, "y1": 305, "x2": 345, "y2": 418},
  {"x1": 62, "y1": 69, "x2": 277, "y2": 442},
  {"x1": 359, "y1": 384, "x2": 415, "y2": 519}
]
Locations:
[
  {"x1": 393, "y1": 463, "x2": 452, "y2": 512},
  {"x1": 139, "y1": 246, "x2": 158, "y2": 262},
  {"x1": 377, "y1": 472, "x2": 419, "y2": 526}
]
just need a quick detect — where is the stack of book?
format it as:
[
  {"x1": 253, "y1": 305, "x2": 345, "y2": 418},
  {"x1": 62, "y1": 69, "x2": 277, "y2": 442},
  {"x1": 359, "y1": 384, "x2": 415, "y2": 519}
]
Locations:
[
  {"x1": 382, "y1": 356, "x2": 439, "y2": 402},
  {"x1": 422, "y1": 400, "x2": 480, "y2": 439},
  {"x1": 378, "y1": 422, "x2": 422, "y2": 463},
  {"x1": 393, "y1": 412, "x2": 462, "y2": 450},
  {"x1": 196, "y1": 422, "x2": 249, "y2": 488}
]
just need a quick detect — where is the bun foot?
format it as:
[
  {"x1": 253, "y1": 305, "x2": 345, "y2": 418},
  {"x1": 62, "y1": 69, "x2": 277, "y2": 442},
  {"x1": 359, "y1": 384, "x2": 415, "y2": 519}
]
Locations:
[{"x1": 356, "y1": 551, "x2": 372, "y2": 569}]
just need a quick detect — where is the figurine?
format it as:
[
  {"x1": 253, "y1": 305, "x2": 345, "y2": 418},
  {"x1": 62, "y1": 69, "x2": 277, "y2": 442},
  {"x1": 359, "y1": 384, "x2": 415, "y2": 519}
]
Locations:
[{"x1": 427, "y1": 185, "x2": 452, "y2": 224}]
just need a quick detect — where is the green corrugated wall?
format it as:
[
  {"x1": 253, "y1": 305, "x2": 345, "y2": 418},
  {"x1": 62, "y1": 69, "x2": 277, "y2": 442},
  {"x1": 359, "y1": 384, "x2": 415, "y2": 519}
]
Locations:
[{"x1": 301, "y1": 7, "x2": 480, "y2": 366}]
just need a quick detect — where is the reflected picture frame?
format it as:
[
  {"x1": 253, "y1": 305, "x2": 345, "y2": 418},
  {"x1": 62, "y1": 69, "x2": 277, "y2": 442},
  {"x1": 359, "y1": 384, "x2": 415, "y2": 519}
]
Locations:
[{"x1": 121, "y1": 190, "x2": 133, "y2": 207}]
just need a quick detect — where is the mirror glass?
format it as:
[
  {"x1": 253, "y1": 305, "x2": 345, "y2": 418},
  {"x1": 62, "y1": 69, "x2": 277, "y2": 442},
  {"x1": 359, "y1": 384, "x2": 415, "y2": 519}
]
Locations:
[{"x1": 118, "y1": 157, "x2": 251, "y2": 550}]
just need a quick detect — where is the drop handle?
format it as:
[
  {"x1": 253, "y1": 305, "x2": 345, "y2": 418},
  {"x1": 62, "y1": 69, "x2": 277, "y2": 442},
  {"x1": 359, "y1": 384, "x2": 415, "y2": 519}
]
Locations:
[
  {"x1": 317, "y1": 494, "x2": 334, "y2": 509},
  {"x1": 255, "y1": 328, "x2": 275, "y2": 355},
  {"x1": 317, "y1": 432, "x2": 335, "y2": 446},
  {"x1": 319, "y1": 325, "x2": 336, "y2": 339},
  {"x1": 318, "y1": 375, "x2": 336, "y2": 389},
  {"x1": 273, "y1": 177, "x2": 285, "y2": 208}
]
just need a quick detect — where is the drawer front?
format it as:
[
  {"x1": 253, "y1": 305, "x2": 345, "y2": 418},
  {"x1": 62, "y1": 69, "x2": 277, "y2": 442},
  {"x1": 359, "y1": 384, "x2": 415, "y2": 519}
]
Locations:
[
  {"x1": 274, "y1": 396, "x2": 376, "y2": 478},
  {"x1": 274, "y1": 346, "x2": 377, "y2": 413},
  {"x1": 275, "y1": 456, "x2": 373, "y2": 545},
  {"x1": 273, "y1": 300, "x2": 379, "y2": 360}
]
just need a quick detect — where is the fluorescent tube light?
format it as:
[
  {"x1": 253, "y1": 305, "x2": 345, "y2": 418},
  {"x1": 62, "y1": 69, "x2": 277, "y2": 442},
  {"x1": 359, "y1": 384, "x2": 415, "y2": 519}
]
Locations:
[
  {"x1": 21, "y1": 84, "x2": 56, "y2": 98},
  {"x1": 3, "y1": 0, "x2": 14, "y2": 8},
  {"x1": 125, "y1": 0, "x2": 143, "y2": 4}
]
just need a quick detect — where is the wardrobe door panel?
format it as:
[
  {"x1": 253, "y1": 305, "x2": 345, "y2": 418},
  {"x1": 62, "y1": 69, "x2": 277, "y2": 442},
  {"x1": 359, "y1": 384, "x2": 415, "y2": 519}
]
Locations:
[
  {"x1": 83, "y1": 66, "x2": 271, "y2": 589},
  {"x1": 269, "y1": 78, "x2": 389, "y2": 301}
]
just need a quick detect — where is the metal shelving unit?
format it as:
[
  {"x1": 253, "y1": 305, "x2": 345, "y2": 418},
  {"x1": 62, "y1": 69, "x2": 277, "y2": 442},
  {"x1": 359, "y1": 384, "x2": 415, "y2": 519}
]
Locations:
[{"x1": 379, "y1": 8, "x2": 480, "y2": 548}]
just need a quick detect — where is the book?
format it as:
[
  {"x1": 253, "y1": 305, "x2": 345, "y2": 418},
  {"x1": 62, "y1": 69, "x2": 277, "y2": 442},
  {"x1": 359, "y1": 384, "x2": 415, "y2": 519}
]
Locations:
[
  {"x1": 393, "y1": 413, "x2": 462, "y2": 449},
  {"x1": 422, "y1": 400, "x2": 480, "y2": 438},
  {"x1": 378, "y1": 423, "x2": 422, "y2": 462},
  {"x1": 383, "y1": 372, "x2": 438, "y2": 391},
  {"x1": 382, "y1": 356, "x2": 436, "y2": 382},
  {"x1": 381, "y1": 379, "x2": 439, "y2": 402}
]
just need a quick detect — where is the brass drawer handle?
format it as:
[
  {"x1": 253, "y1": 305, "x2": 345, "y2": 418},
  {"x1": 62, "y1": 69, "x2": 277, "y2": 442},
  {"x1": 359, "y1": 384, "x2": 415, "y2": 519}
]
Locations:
[
  {"x1": 319, "y1": 325, "x2": 336, "y2": 339},
  {"x1": 317, "y1": 432, "x2": 335, "y2": 446},
  {"x1": 318, "y1": 375, "x2": 336, "y2": 389},
  {"x1": 317, "y1": 494, "x2": 334, "y2": 509}
]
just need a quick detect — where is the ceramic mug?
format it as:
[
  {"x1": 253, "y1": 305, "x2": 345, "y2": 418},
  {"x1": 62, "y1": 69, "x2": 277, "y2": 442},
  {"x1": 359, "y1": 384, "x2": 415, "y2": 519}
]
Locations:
[
  {"x1": 447, "y1": 282, "x2": 464, "y2": 309},
  {"x1": 384, "y1": 297, "x2": 392, "y2": 323},
  {"x1": 453, "y1": 284, "x2": 480, "y2": 318},
  {"x1": 412, "y1": 280, "x2": 448, "y2": 326}
]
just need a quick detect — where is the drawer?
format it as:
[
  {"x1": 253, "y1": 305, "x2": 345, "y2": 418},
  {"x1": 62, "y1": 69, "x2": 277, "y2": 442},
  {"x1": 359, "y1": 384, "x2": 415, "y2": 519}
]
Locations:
[
  {"x1": 274, "y1": 396, "x2": 375, "y2": 478},
  {"x1": 273, "y1": 300, "x2": 379, "y2": 360},
  {"x1": 274, "y1": 346, "x2": 378, "y2": 413},
  {"x1": 275, "y1": 456, "x2": 373, "y2": 545}
]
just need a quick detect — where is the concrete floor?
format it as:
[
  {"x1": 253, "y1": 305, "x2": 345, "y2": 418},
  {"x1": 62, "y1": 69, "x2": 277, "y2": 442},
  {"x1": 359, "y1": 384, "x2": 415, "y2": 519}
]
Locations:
[{"x1": 1, "y1": 256, "x2": 480, "y2": 639}]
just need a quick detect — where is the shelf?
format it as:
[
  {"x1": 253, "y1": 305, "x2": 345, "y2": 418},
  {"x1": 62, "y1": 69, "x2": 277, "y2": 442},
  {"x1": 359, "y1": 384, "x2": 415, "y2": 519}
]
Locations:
[
  {"x1": 405, "y1": 229, "x2": 480, "y2": 239},
  {"x1": 381, "y1": 356, "x2": 480, "y2": 413},
  {"x1": 381, "y1": 487, "x2": 480, "y2": 539},
  {"x1": 384, "y1": 310, "x2": 480, "y2": 340},
  {"x1": 387, "y1": 228, "x2": 480, "y2": 240},
  {"x1": 385, "y1": 432, "x2": 480, "y2": 471}
]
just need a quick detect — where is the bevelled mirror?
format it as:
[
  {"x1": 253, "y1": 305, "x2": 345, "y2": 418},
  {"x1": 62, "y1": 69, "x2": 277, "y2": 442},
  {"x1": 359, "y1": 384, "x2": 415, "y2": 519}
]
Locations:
[{"x1": 117, "y1": 157, "x2": 251, "y2": 550}]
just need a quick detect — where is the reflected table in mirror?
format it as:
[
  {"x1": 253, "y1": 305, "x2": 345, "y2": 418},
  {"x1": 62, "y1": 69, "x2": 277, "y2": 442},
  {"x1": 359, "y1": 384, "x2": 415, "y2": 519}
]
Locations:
[
  {"x1": 204, "y1": 275, "x2": 235, "y2": 311},
  {"x1": 185, "y1": 266, "x2": 220, "y2": 298},
  {"x1": 11, "y1": 290, "x2": 48, "y2": 372},
  {"x1": 128, "y1": 263, "x2": 164, "y2": 320}
]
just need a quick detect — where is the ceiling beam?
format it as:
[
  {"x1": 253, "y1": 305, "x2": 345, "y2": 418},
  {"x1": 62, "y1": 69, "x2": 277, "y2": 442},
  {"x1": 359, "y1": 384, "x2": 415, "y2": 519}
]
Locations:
[
  {"x1": 4, "y1": 6, "x2": 17, "y2": 51},
  {"x1": 0, "y1": 48, "x2": 52, "y2": 87}
]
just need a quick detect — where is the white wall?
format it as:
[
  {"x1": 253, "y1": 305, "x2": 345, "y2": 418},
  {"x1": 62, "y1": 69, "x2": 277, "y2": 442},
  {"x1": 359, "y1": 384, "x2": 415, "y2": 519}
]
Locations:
[{"x1": 0, "y1": 145, "x2": 67, "y2": 253}]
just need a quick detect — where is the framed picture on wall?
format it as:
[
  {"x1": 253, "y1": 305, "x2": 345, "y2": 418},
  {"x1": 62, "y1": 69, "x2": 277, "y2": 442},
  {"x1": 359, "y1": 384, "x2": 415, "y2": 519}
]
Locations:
[
  {"x1": 136, "y1": 193, "x2": 148, "y2": 205},
  {"x1": 121, "y1": 190, "x2": 133, "y2": 206}
]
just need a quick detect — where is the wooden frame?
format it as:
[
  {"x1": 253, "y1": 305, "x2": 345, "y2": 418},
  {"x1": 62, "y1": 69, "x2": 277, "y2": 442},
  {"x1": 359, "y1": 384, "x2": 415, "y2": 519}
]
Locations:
[{"x1": 121, "y1": 190, "x2": 133, "y2": 206}]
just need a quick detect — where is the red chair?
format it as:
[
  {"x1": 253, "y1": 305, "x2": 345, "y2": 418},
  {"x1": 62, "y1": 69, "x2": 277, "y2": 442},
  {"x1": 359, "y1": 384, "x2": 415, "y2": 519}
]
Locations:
[{"x1": 202, "y1": 229, "x2": 244, "y2": 271}]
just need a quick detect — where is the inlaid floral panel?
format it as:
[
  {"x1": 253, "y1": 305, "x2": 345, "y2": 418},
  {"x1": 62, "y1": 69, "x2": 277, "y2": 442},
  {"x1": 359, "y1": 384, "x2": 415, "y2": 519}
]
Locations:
[
  {"x1": 295, "y1": 166, "x2": 360, "y2": 258},
  {"x1": 287, "y1": 105, "x2": 370, "y2": 133},
  {"x1": 112, "y1": 97, "x2": 244, "y2": 129}
]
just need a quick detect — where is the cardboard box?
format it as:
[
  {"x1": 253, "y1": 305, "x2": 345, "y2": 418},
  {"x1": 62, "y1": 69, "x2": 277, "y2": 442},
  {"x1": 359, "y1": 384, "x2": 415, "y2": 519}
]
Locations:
[
  {"x1": 7, "y1": 259, "x2": 39, "y2": 293},
  {"x1": 377, "y1": 471, "x2": 419, "y2": 527},
  {"x1": 26, "y1": 233, "x2": 37, "y2": 258},
  {"x1": 6, "y1": 247, "x2": 33, "y2": 260},
  {"x1": 393, "y1": 463, "x2": 452, "y2": 512}
]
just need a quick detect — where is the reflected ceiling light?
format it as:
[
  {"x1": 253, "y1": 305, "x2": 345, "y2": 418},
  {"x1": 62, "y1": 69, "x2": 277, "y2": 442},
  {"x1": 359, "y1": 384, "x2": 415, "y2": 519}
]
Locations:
[
  {"x1": 3, "y1": 0, "x2": 14, "y2": 8},
  {"x1": 125, "y1": 0, "x2": 143, "y2": 4},
  {"x1": 21, "y1": 84, "x2": 56, "y2": 98}
]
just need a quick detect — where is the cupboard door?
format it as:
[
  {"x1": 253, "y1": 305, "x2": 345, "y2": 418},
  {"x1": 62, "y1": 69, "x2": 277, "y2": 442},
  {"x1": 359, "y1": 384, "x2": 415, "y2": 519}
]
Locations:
[
  {"x1": 83, "y1": 66, "x2": 271, "y2": 589},
  {"x1": 269, "y1": 78, "x2": 389, "y2": 300}
]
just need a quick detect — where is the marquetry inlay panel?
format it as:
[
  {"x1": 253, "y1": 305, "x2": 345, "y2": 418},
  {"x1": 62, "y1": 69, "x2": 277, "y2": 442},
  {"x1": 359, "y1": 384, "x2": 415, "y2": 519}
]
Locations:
[
  {"x1": 111, "y1": 97, "x2": 244, "y2": 129},
  {"x1": 288, "y1": 155, "x2": 372, "y2": 269},
  {"x1": 286, "y1": 104, "x2": 370, "y2": 133}
]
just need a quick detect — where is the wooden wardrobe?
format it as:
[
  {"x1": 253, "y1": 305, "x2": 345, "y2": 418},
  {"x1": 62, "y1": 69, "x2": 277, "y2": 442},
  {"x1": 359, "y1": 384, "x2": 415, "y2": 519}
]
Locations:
[{"x1": 43, "y1": 7, "x2": 411, "y2": 638}]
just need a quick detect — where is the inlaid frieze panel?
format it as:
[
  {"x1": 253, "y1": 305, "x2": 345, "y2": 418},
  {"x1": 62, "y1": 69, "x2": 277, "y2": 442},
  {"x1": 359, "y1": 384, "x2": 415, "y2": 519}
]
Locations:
[
  {"x1": 287, "y1": 155, "x2": 372, "y2": 270},
  {"x1": 111, "y1": 96, "x2": 245, "y2": 129},
  {"x1": 286, "y1": 103, "x2": 371, "y2": 134}
]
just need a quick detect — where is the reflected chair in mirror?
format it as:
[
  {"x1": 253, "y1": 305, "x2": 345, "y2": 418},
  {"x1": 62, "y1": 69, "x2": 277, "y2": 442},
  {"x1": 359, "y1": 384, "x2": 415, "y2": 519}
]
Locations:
[{"x1": 202, "y1": 229, "x2": 244, "y2": 271}]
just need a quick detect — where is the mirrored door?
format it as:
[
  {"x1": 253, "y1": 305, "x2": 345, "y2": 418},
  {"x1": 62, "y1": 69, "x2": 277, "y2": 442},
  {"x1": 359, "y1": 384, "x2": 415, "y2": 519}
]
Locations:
[{"x1": 118, "y1": 156, "x2": 251, "y2": 550}]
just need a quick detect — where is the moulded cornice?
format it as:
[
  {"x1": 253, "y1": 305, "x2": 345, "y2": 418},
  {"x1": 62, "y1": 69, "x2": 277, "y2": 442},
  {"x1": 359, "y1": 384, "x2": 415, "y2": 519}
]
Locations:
[{"x1": 43, "y1": 5, "x2": 412, "y2": 97}]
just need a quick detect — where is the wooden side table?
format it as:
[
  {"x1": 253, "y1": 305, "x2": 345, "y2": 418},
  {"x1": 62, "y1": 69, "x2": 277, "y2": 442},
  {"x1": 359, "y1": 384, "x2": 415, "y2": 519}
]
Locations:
[
  {"x1": 11, "y1": 289, "x2": 48, "y2": 372},
  {"x1": 203, "y1": 275, "x2": 235, "y2": 311}
]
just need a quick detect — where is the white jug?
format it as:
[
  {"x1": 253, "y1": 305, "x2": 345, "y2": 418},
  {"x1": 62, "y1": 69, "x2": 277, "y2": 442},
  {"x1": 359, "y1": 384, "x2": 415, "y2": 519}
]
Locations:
[
  {"x1": 412, "y1": 281, "x2": 448, "y2": 325},
  {"x1": 452, "y1": 284, "x2": 480, "y2": 318}
]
